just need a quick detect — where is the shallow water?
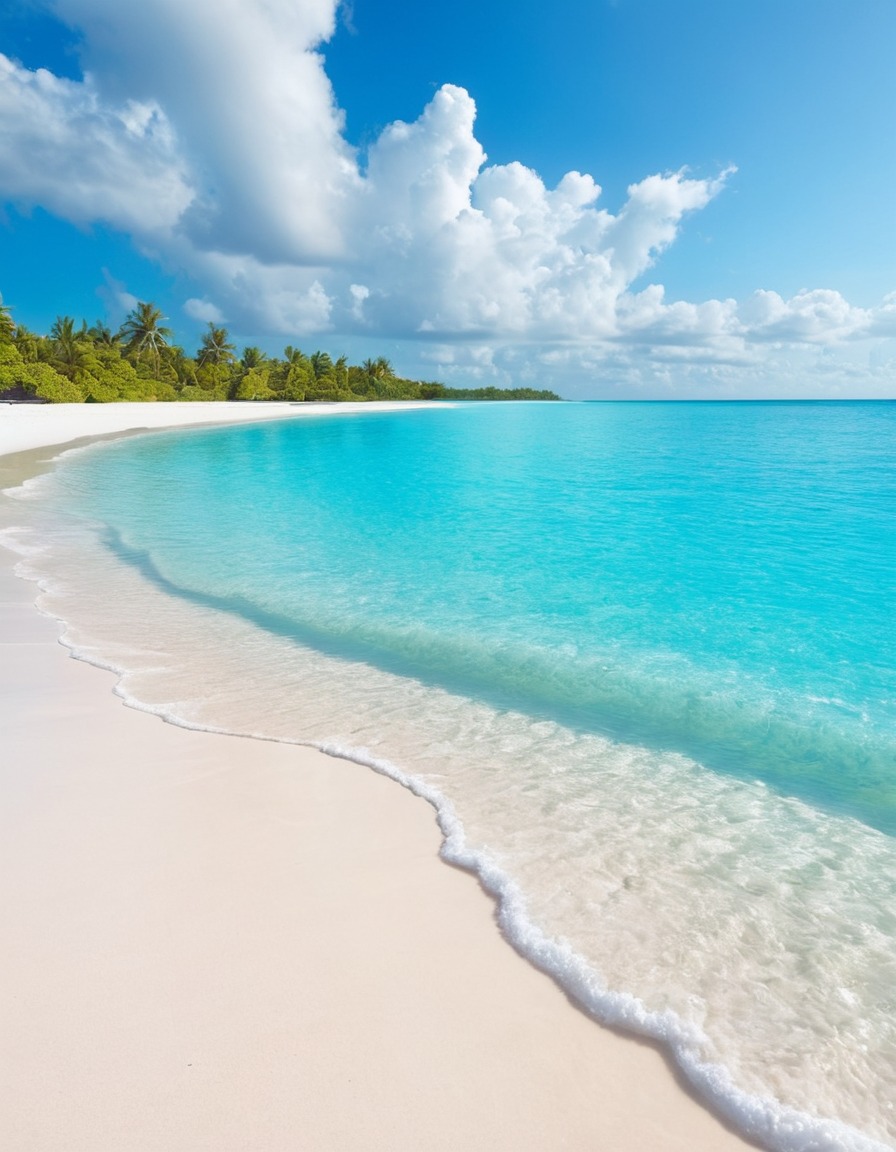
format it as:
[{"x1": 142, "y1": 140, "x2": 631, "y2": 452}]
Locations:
[{"x1": 5, "y1": 401, "x2": 895, "y2": 1150}]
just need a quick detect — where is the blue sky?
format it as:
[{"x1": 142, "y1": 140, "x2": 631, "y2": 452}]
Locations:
[{"x1": 1, "y1": 0, "x2": 894, "y2": 397}]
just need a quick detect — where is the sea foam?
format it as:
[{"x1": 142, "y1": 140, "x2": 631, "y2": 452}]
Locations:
[{"x1": 3, "y1": 402, "x2": 895, "y2": 1150}]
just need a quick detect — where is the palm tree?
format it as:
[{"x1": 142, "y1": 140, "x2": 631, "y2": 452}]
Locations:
[
  {"x1": 50, "y1": 316, "x2": 76, "y2": 343},
  {"x1": 240, "y1": 345, "x2": 268, "y2": 370},
  {"x1": 0, "y1": 296, "x2": 14, "y2": 342},
  {"x1": 283, "y1": 345, "x2": 307, "y2": 366},
  {"x1": 88, "y1": 321, "x2": 121, "y2": 349},
  {"x1": 50, "y1": 316, "x2": 89, "y2": 381},
  {"x1": 310, "y1": 350, "x2": 333, "y2": 379},
  {"x1": 198, "y1": 323, "x2": 236, "y2": 366},
  {"x1": 13, "y1": 323, "x2": 39, "y2": 362},
  {"x1": 120, "y1": 302, "x2": 172, "y2": 375},
  {"x1": 362, "y1": 356, "x2": 394, "y2": 380}
]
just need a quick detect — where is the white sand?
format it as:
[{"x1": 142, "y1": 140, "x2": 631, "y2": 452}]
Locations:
[
  {"x1": 0, "y1": 399, "x2": 433, "y2": 455},
  {"x1": 0, "y1": 404, "x2": 756, "y2": 1150}
]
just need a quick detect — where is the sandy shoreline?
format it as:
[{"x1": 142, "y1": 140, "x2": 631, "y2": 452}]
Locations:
[
  {"x1": 0, "y1": 398, "x2": 437, "y2": 456},
  {"x1": 0, "y1": 404, "x2": 756, "y2": 1150}
]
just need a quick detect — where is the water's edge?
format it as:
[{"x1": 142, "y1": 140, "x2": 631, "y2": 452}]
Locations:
[
  {"x1": 3, "y1": 556, "x2": 888, "y2": 1152},
  {"x1": 2, "y1": 423, "x2": 892, "y2": 1152}
]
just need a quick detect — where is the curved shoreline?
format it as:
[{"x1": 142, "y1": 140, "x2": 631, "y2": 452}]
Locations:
[{"x1": 1, "y1": 404, "x2": 760, "y2": 1150}]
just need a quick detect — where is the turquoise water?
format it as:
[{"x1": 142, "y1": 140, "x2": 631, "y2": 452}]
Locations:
[{"x1": 7, "y1": 401, "x2": 896, "y2": 1150}]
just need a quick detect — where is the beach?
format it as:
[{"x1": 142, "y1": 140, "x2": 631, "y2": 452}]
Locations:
[{"x1": 1, "y1": 403, "x2": 759, "y2": 1150}]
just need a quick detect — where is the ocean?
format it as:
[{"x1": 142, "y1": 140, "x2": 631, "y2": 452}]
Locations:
[{"x1": 5, "y1": 401, "x2": 895, "y2": 1150}]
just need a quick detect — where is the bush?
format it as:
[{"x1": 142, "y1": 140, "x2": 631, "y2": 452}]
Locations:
[{"x1": 28, "y1": 363, "x2": 85, "y2": 402}]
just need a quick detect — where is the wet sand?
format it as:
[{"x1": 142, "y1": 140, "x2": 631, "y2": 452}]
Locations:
[{"x1": 0, "y1": 403, "x2": 756, "y2": 1150}]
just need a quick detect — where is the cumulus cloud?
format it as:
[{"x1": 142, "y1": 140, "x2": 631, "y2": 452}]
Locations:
[
  {"x1": 0, "y1": 0, "x2": 893, "y2": 394},
  {"x1": 868, "y1": 293, "x2": 896, "y2": 338},
  {"x1": 740, "y1": 289, "x2": 872, "y2": 343},
  {"x1": 47, "y1": 0, "x2": 357, "y2": 261},
  {"x1": 0, "y1": 54, "x2": 191, "y2": 233},
  {"x1": 184, "y1": 297, "x2": 225, "y2": 324}
]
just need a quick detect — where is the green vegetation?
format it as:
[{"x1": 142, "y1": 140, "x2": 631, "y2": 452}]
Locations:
[
  {"x1": 0, "y1": 295, "x2": 561, "y2": 404},
  {"x1": 416, "y1": 384, "x2": 561, "y2": 401}
]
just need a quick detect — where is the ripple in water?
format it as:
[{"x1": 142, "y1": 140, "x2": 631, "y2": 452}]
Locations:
[{"x1": 5, "y1": 401, "x2": 895, "y2": 1150}]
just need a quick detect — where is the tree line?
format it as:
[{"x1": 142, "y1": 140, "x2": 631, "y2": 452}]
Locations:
[{"x1": 0, "y1": 297, "x2": 560, "y2": 404}]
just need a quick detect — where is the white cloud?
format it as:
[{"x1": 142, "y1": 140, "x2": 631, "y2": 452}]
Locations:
[
  {"x1": 97, "y1": 270, "x2": 139, "y2": 320},
  {"x1": 0, "y1": 0, "x2": 893, "y2": 396},
  {"x1": 349, "y1": 284, "x2": 370, "y2": 323},
  {"x1": 394, "y1": 335, "x2": 896, "y2": 400},
  {"x1": 0, "y1": 54, "x2": 192, "y2": 233},
  {"x1": 47, "y1": 0, "x2": 356, "y2": 261},
  {"x1": 739, "y1": 289, "x2": 872, "y2": 343},
  {"x1": 332, "y1": 96, "x2": 734, "y2": 343},
  {"x1": 868, "y1": 292, "x2": 896, "y2": 337},
  {"x1": 603, "y1": 168, "x2": 733, "y2": 288},
  {"x1": 184, "y1": 297, "x2": 225, "y2": 324}
]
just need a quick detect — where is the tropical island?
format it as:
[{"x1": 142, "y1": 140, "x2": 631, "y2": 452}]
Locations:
[{"x1": 0, "y1": 298, "x2": 560, "y2": 404}]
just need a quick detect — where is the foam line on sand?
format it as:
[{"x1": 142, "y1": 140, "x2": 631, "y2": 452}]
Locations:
[{"x1": 0, "y1": 405, "x2": 756, "y2": 1150}]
